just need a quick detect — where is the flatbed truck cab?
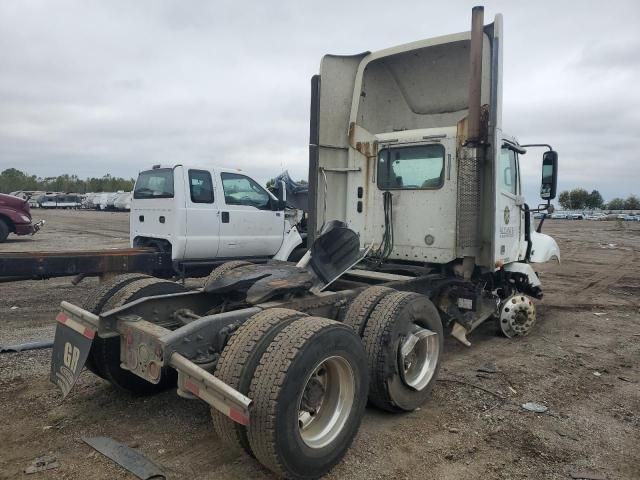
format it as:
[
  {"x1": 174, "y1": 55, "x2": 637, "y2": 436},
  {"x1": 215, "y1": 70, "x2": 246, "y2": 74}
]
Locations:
[{"x1": 130, "y1": 164, "x2": 303, "y2": 268}]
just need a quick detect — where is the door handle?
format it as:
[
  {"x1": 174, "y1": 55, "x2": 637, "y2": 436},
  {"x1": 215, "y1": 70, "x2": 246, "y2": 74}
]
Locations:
[{"x1": 221, "y1": 212, "x2": 230, "y2": 223}]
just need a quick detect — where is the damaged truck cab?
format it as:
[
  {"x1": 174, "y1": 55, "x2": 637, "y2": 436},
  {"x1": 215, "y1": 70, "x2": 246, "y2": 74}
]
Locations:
[{"x1": 309, "y1": 8, "x2": 559, "y2": 343}]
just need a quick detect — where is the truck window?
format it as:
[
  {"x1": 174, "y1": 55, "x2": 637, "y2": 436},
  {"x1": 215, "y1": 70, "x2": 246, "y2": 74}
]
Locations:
[
  {"x1": 134, "y1": 169, "x2": 174, "y2": 199},
  {"x1": 500, "y1": 148, "x2": 518, "y2": 195},
  {"x1": 188, "y1": 169, "x2": 214, "y2": 203},
  {"x1": 377, "y1": 144, "x2": 444, "y2": 190},
  {"x1": 221, "y1": 172, "x2": 270, "y2": 210}
]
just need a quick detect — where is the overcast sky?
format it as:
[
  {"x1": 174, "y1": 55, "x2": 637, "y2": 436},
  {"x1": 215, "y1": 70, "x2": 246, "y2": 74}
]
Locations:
[{"x1": 1, "y1": 1, "x2": 638, "y2": 202}]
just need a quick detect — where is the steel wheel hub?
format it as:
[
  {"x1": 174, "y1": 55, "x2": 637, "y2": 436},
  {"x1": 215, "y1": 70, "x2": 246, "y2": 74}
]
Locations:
[
  {"x1": 499, "y1": 294, "x2": 536, "y2": 338},
  {"x1": 398, "y1": 325, "x2": 439, "y2": 391},
  {"x1": 298, "y1": 356, "x2": 355, "y2": 449}
]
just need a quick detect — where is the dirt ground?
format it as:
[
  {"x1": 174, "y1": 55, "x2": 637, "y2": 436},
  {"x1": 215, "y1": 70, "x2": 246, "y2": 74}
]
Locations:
[{"x1": 1, "y1": 209, "x2": 638, "y2": 480}]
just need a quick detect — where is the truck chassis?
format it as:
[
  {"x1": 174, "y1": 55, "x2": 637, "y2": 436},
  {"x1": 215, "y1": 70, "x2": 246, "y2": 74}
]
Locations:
[{"x1": 51, "y1": 252, "x2": 538, "y2": 479}]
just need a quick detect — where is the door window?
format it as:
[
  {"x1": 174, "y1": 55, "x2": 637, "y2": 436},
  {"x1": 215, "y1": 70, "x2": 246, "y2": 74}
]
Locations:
[
  {"x1": 188, "y1": 169, "x2": 214, "y2": 203},
  {"x1": 221, "y1": 173, "x2": 271, "y2": 209},
  {"x1": 500, "y1": 148, "x2": 518, "y2": 195},
  {"x1": 377, "y1": 144, "x2": 444, "y2": 190}
]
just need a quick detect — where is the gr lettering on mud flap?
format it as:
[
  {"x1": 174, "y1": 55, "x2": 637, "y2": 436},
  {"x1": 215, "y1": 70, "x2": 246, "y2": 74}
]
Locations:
[{"x1": 63, "y1": 342, "x2": 80, "y2": 373}]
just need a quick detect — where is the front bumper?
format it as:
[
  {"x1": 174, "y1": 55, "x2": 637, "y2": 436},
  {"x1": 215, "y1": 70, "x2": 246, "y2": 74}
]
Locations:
[{"x1": 15, "y1": 219, "x2": 45, "y2": 236}]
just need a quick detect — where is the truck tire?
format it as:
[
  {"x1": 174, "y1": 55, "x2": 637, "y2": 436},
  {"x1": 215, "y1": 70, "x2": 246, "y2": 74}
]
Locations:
[
  {"x1": 203, "y1": 260, "x2": 251, "y2": 289},
  {"x1": 211, "y1": 308, "x2": 307, "y2": 456},
  {"x1": 0, "y1": 218, "x2": 10, "y2": 243},
  {"x1": 248, "y1": 317, "x2": 368, "y2": 480},
  {"x1": 91, "y1": 278, "x2": 187, "y2": 395},
  {"x1": 82, "y1": 273, "x2": 152, "y2": 378},
  {"x1": 343, "y1": 286, "x2": 395, "y2": 336},
  {"x1": 362, "y1": 291, "x2": 443, "y2": 413}
]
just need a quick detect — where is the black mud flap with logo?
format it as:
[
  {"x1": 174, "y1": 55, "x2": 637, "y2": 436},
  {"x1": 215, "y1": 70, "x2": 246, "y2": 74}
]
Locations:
[{"x1": 50, "y1": 311, "x2": 96, "y2": 399}]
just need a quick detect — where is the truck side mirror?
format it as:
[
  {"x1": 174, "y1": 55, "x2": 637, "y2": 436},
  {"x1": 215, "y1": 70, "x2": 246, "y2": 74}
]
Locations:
[{"x1": 540, "y1": 151, "x2": 558, "y2": 200}]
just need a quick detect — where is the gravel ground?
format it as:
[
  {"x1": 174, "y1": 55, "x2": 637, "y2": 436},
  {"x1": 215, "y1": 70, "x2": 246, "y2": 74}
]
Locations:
[{"x1": 0, "y1": 210, "x2": 638, "y2": 479}]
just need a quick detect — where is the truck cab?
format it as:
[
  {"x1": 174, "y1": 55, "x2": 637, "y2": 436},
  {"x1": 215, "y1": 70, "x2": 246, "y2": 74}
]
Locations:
[
  {"x1": 130, "y1": 165, "x2": 302, "y2": 266},
  {"x1": 0, "y1": 193, "x2": 43, "y2": 243},
  {"x1": 310, "y1": 12, "x2": 559, "y2": 278}
]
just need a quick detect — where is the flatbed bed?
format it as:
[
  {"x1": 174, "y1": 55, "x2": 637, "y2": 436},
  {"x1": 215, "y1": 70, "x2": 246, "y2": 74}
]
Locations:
[{"x1": 0, "y1": 248, "x2": 171, "y2": 282}]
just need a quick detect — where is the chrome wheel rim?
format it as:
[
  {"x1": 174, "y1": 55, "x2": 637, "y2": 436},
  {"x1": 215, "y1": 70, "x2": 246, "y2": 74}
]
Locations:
[
  {"x1": 399, "y1": 325, "x2": 439, "y2": 391},
  {"x1": 297, "y1": 356, "x2": 355, "y2": 449},
  {"x1": 499, "y1": 294, "x2": 536, "y2": 338}
]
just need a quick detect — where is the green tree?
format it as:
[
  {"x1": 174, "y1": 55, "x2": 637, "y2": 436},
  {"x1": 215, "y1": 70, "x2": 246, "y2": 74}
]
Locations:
[
  {"x1": 607, "y1": 198, "x2": 626, "y2": 210},
  {"x1": 558, "y1": 188, "x2": 589, "y2": 209},
  {"x1": 570, "y1": 188, "x2": 589, "y2": 209},
  {"x1": 558, "y1": 190, "x2": 571, "y2": 209},
  {"x1": 0, "y1": 169, "x2": 134, "y2": 194},
  {"x1": 0, "y1": 168, "x2": 31, "y2": 192},
  {"x1": 624, "y1": 195, "x2": 640, "y2": 210},
  {"x1": 585, "y1": 190, "x2": 604, "y2": 209}
]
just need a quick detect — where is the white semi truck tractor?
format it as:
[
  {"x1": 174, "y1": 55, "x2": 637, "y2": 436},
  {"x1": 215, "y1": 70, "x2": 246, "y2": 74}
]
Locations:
[{"x1": 50, "y1": 7, "x2": 559, "y2": 479}]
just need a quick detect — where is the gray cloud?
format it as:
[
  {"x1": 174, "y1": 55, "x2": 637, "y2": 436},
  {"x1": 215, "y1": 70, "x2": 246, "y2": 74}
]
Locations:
[{"x1": 0, "y1": 0, "x2": 638, "y2": 201}]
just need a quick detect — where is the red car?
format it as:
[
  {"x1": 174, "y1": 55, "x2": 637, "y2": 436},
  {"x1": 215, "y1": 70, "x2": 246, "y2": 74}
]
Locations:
[{"x1": 0, "y1": 193, "x2": 44, "y2": 243}]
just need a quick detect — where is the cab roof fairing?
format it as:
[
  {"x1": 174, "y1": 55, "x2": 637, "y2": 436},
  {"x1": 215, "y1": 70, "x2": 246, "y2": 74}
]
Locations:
[{"x1": 333, "y1": 16, "x2": 503, "y2": 140}]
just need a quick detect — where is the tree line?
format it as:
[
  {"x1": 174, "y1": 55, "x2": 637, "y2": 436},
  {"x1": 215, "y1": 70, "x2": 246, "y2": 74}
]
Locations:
[
  {"x1": 0, "y1": 168, "x2": 135, "y2": 194},
  {"x1": 558, "y1": 188, "x2": 640, "y2": 210}
]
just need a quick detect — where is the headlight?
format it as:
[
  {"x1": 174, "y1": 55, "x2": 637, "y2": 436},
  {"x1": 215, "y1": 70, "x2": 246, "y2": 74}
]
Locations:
[{"x1": 20, "y1": 214, "x2": 31, "y2": 223}]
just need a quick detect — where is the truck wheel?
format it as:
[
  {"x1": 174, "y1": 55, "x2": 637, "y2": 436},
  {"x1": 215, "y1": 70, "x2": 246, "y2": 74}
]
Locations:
[
  {"x1": 343, "y1": 286, "x2": 395, "y2": 335},
  {"x1": 497, "y1": 293, "x2": 536, "y2": 338},
  {"x1": 0, "y1": 218, "x2": 10, "y2": 242},
  {"x1": 211, "y1": 308, "x2": 307, "y2": 456},
  {"x1": 362, "y1": 291, "x2": 443, "y2": 412},
  {"x1": 92, "y1": 278, "x2": 187, "y2": 395},
  {"x1": 203, "y1": 260, "x2": 251, "y2": 289},
  {"x1": 248, "y1": 317, "x2": 368, "y2": 479},
  {"x1": 82, "y1": 273, "x2": 152, "y2": 378}
]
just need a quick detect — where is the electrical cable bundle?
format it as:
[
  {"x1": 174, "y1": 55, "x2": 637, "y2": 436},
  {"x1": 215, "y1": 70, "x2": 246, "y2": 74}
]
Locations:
[{"x1": 366, "y1": 191, "x2": 394, "y2": 267}]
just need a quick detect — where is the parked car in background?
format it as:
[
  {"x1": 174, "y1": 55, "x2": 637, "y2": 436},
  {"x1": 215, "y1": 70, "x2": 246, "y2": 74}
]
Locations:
[
  {"x1": 551, "y1": 213, "x2": 568, "y2": 219},
  {"x1": 569, "y1": 213, "x2": 585, "y2": 220}
]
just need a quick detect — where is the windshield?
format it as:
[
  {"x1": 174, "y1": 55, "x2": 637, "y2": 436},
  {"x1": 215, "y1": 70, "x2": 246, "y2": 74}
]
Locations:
[{"x1": 134, "y1": 169, "x2": 174, "y2": 199}]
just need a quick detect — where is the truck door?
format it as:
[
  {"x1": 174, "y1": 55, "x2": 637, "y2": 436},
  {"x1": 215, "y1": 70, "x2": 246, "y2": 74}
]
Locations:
[
  {"x1": 494, "y1": 143, "x2": 524, "y2": 264},
  {"x1": 183, "y1": 169, "x2": 220, "y2": 259},
  {"x1": 217, "y1": 172, "x2": 285, "y2": 257},
  {"x1": 367, "y1": 135, "x2": 458, "y2": 264}
]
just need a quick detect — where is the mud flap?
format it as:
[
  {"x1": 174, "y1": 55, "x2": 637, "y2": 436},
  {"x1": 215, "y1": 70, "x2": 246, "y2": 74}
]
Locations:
[{"x1": 50, "y1": 311, "x2": 95, "y2": 399}]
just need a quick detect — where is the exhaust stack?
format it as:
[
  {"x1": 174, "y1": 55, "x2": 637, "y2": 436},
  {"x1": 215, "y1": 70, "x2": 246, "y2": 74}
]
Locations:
[{"x1": 467, "y1": 6, "x2": 484, "y2": 143}]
